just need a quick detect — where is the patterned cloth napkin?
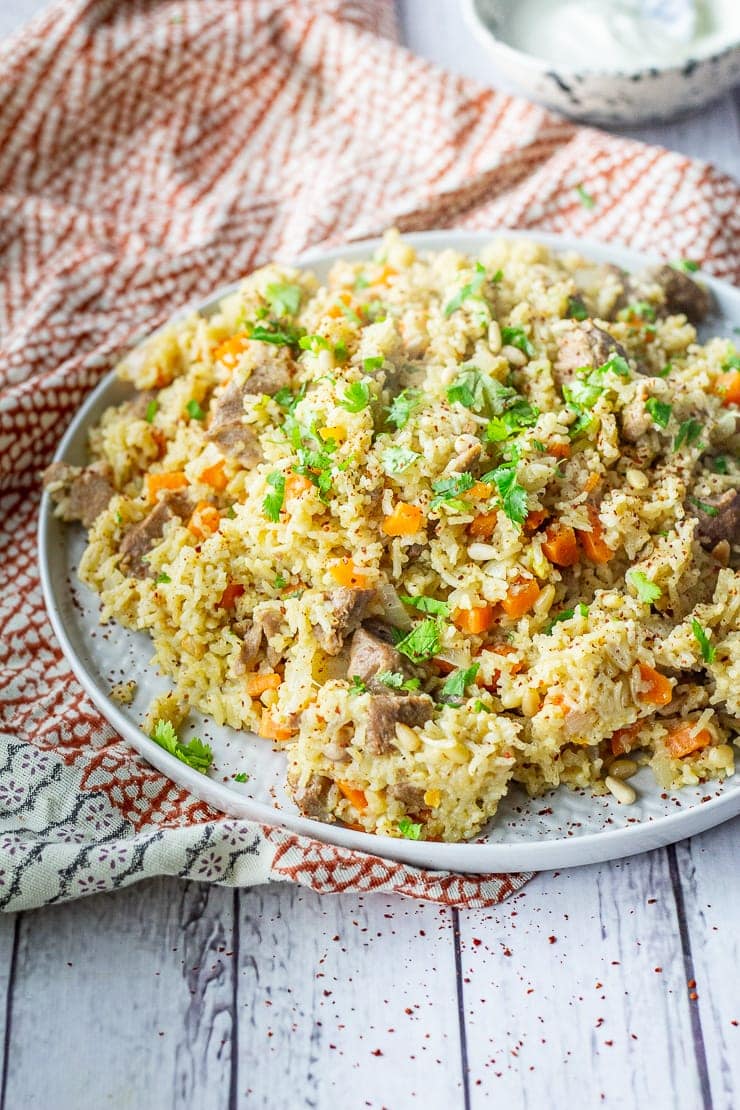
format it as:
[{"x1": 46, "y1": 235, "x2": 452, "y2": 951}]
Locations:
[{"x1": 1, "y1": 0, "x2": 738, "y2": 913}]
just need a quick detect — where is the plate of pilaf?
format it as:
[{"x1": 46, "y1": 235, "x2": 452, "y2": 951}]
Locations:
[{"x1": 39, "y1": 230, "x2": 740, "y2": 871}]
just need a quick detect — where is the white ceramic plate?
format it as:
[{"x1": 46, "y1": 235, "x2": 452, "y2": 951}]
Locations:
[{"x1": 38, "y1": 230, "x2": 740, "y2": 873}]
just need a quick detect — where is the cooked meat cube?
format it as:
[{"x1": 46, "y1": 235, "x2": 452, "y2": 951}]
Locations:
[
  {"x1": 312, "y1": 588, "x2": 375, "y2": 655},
  {"x1": 386, "y1": 782, "x2": 427, "y2": 811},
  {"x1": 446, "y1": 442, "x2": 481, "y2": 473},
  {"x1": 690, "y1": 490, "x2": 740, "y2": 550},
  {"x1": 206, "y1": 380, "x2": 263, "y2": 467},
  {"x1": 232, "y1": 620, "x2": 263, "y2": 675},
  {"x1": 244, "y1": 344, "x2": 294, "y2": 396},
  {"x1": 645, "y1": 264, "x2": 711, "y2": 323},
  {"x1": 619, "y1": 392, "x2": 653, "y2": 443},
  {"x1": 348, "y1": 626, "x2": 405, "y2": 684},
  {"x1": 364, "y1": 693, "x2": 434, "y2": 755},
  {"x1": 119, "y1": 492, "x2": 191, "y2": 578},
  {"x1": 553, "y1": 322, "x2": 629, "y2": 386},
  {"x1": 293, "y1": 774, "x2": 332, "y2": 819},
  {"x1": 42, "y1": 460, "x2": 115, "y2": 528}
]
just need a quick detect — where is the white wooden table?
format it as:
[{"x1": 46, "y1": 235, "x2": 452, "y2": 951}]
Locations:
[{"x1": 2, "y1": 3, "x2": 739, "y2": 1108}]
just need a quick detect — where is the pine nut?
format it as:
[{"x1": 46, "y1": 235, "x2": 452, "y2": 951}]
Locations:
[
  {"x1": 502, "y1": 344, "x2": 527, "y2": 367},
  {"x1": 488, "y1": 321, "x2": 502, "y2": 353},
  {"x1": 608, "y1": 758, "x2": 638, "y2": 779},
  {"x1": 605, "y1": 775, "x2": 637, "y2": 805},
  {"x1": 626, "y1": 467, "x2": 649, "y2": 490},
  {"x1": 521, "y1": 687, "x2": 541, "y2": 717},
  {"x1": 468, "y1": 542, "x2": 498, "y2": 561},
  {"x1": 395, "y1": 722, "x2": 421, "y2": 751}
]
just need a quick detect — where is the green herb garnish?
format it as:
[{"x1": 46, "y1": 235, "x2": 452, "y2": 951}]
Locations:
[
  {"x1": 186, "y1": 399, "x2": 205, "y2": 420},
  {"x1": 672, "y1": 259, "x2": 700, "y2": 273},
  {"x1": 430, "y1": 472, "x2": 475, "y2": 511},
  {"x1": 386, "y1": 388, "x2": 422, "y2": 430},
  {"x1": 439, "y1": 663, "x2": 480, "y2": 705},
  {"x1": 145, "y1": 399, "x2": 158, "y2": 423},
  {"x1": 299, "y1": 334, "x2": 330, "y2": 353},
  {"x1": 566, "y1": 296, "x2": 588, "y2": 321},
  {"x1": 233, "y1": 772, "x2": 249, "y2": 783},
  {"x1": 340, "y1": 381, "x2": 372, "y2": 412},
  {"x1": 400, "y1": 595, "x2": 451, "y2": 618},
  {"x1": 711, "y1": 456, "x2": 728, "y2": 474},
  {"x1": 363, "y1": 356, "x2": 384, "y2": 372},
  {"x1": 575, "y1": 184, "x2": 596, "y2": 209},
  {"x1": 501, "y1": 326, "x2": 535, "y2": 358},
  {"x1": 395, "y1": 619, "x2": 442, "y2": 664},
  {"x1": 155, "y1": 572, "x2": 171, "y2": 584},
  {"x1": 398, "y1": 818, "x2": 423, "y2": 840},
  {"x1": 444, "y1": 262, "x2": 487, "y2": 317},
  {"x1": 150, "y1": 719, "x2": 213, "y2": 774},
  {"x1": 626, "y1": 569, "x2": 662, "y2": 604},
  {"x1": 265, "y1": 282, "x2": 302, "y2": 317},
  {"x1": 544, "y1": 603, "x2": 588, "y2": 634},
  {"x1": 645, "y1": 398, "x2": 672, "y2": 429},
  {"x1": 349, "y1": 675, "x2": 368, "y2": 694},
  {"x1": 689, "y1": 497, "x2": 719, "y2": 517},
  {"x1": 382, "y1": 445, "x2": 420, "y2": 474},
  {"x1": 377, "y1": 671, "x2": 421, "y2": 692},
  {"x1": 691, "y1": 618, "x2": 716, "y2": 664},
  {"x1": 483, "y1": 464, "x2": 528, "y2": 526},
  {"x1": 674, "y1": 419, "x2": 703, "y2": 451}
]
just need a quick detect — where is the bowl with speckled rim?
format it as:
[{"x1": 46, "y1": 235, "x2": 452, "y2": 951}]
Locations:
[
  {"x1": 463, "y1": 0, "x2": 740, "y2": 126},
  {"x1": 39, "y1": 229, "x2": 740, "y2": 873}
]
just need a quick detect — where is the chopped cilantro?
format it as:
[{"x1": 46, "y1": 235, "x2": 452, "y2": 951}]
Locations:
[
  {"x1": 672, "y1": 259, "x2": 700, "y2": 273},
  {"x1": 625, "y1": 301, "x2": 656, "y2": 323},
  {"x1": 656, "y1": 362, "x2": 672, "y2": 378},
  {"x1": 150, "y1": 719, "x2": 213, "y2": 774},
  {"x1": 333, "y1": 341, "x2": 348, "y2": 363},
  {"x1": 262, "y1": 471, "x2": 286, "y2": 521},
  {"x1": 186, "y1": 399, "x2": 205, "y2": 420},
  {"x1": 563, "y1": 379, "x2": 603, "y2": 410},
  {"x1": 349, "y1": 675, "x2": 368, "y2": 694},
  {"x1": 568, "y1": 411, "x2": 597, "y2": 439},
  {"x1": 711, "y1": 456, "x2": 728, "y2": 474},
  {"x1": 533, "y1": 439, "x2": 547, "y2": 453},
  {"x1": 395, "y1": 619, "x2": 442, "y2": 663},
  {"x1": 674, "y1": 419, "x2": 703, "y2": 451},
  {"x1": 225, "y1": 505, "x2": 237, "y2": 520},
  {"x1": 115, "y1": 511, "x2": 123, "y2": 524},
  {"x1": 386, "y1": 388, "x2": 421, "y2": 430},
  {"x1": 566, "y1": 295, "x2": 588, "y2": 321},
  {"x1": 145, "y1": 399, "x2": 158, "y2": 423},
  {"x1": 483, "y1": 464, "x2": 528, "y2": 526},
  {"x1": 400, "y1": 594, "x2": 451, "y2": 617},
  {"x1": 600, "y1": 354, "x2": 631, "y2": 378},
  {"x1": 377, "y1": 671, "x2": 421, "y2": 692},
  {"x1": 265, "y1": 282, "x2": 302, "y2": 317},
  {"x1": 340, "y1": 380, "x2": 372, "y2": 412},
  {"x1": 485, "y1": 400, "x2": 539, "y2": 442},
  {"x1": 299, "y1": 334, "x2": 330, "y2": 353},
  {"x1": 473, "y1": 699, "x2": 492, "y2": 713},
  {"x1": 274, "y1": 572, "x2": 287, "y2": 588},
  {"x1": 233, "y1": 771, "x2": 249, "y2": 783},
  {"x1": 294, "y1": 447, "x2": 334, "y2": 498},
  {"x1": 544, "y1": 603, "x2": 588, "y2": 634},
  {"x1": 363, "y1": 356, "x2": 384, "y2": 372},
  {"x1": 398, "y1": 818, "x2": 423, "y2": 840},
  {"x1": 439, "y1": 663, "x2": 480, "y2": 705},
  {"x1": 575, "y1": 184, "x2": 596, "y2": 209},
  {"x1": 444, "y1": 262, "x2": 487, "y2": 317},
  {"x1": 501, "y1": 326, "x2": 535, "y2": 358},
  {"x1": 626, "y1": 569, "x2": 662, "y2": 604},
  {"x1": 430, "y1": 472, "x2": 475, "y2": 510},
  {"x1": 689, "y1": 497, "x2": 719, "y2": 517},
  {"x1": 382, "y1": 445, "x2": 420, "y2": 474},
  {"x1": 645, "y1": 397, "x2": 672, "y2": 428},
  {"x1": 155, "y1": 572, "x2": 171, "y2": 584},
  {"x1": 273, "y1": 382, "x2": 306, "y2": 413},
  {"x1": 447, "y1": 368, "x2": 519, "y2": 418},
  {"x1": 691, "y1": 618, "x2": 716, "y2": 664},
  {"x1": 250, "y1": 323, "x2": 301, "y2": 346}
]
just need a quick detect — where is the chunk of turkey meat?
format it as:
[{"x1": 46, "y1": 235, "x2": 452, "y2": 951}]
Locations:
[
  {"x1": 553, "y1": 322, "x2": 629, "y2": 387},
  {"x1": 363, "y1": 693, "x2": 434, "y2": 756},
  {"x1": 644, "y1": 264, "x2": 711, "y2": 323},
  {"x1": 42, "y1": 461, "x2": 116, "y2": 528},
  {"x1": 206, "y1": 380, "x2": 263, "y2": 467},
  {"x1": 690, "y1": 490, "x2": 740, "y2": 551},
  {"x1": 312, "y1": 588, "x2": 375, "y2": 655},
  {"x1": 119, "y1": 491, "x2": 192, "y2": 578},
  {"x1": 347, "y1": 625, "x2": 406, "y2": 686}
]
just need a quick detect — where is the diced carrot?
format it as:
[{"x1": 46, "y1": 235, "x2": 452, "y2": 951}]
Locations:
[
  {"x1": 327, "y1": 292, "x2": 358, "y2": 319},
  {"x1": 542, "y1": 522, "x2": 580, "y2": 567},
  {"x1": 713, "y1": 370, "x2": 740, "y2": 406},
  {"x1": 469, "y1": 510, "x2": 498, "y2": 538},
  {"x1": 548, "y1": 440, "x2": 571, "y2": 459},
  {"x1": 146, "y1": 471, "x2": 189, "y2": 502},
  {"x1": 218, "y1": 582, "x2": 245, "y2": 609},
  {"x1": 468, "y1": 481, "x2": 493, "y2": 501},
  {"x1": 610, "y1": 722, "x2": 642, "y2": 757},
  {"x1": 665, "y1": 722, "x2": 713, "y2": 758},
  {"x1": 319, "y1": 425, "x2": 347, "y2": 443},
  {"x1": 258, "y1": 710, "x2": 297, "y2": 742},
  {"x1": 637, "y1": 663, "x2": 673, "y2": 707},
  {"x1": 524, "y1": 509, "x2": 548, "y2": 534},
  {"x1": 329, "y1": 559, "x2": 371, "y2": 589},
  {"x1": 213, "y1": 333, "x2": 250, "y2": 368},
  {"x1": 246, "y1": 672, "x2": 282, "y2": 697},
  {"x1": 200, "y1": 459, "x2": 228, "y2": 491},
  {"x1": 453, "y1": 605, "x2": 497, "y2": 635},
  {"x1": 151, "y1": 427, "x2": 167, "y2": 459},
  {"x1": 375, "y1": 264, "x2": 398, "y2": 286},
  {"x1": 285, "y1": 473, "x2": 313, "y2": 499},
  {"x1": 337, "y1": 781, "x2": 368, "y2": 811},
  {"x1": 188, "y1": 500, "x2": 220, "y2": 539},
  {"x1": 501, "y1": 577, "x2": 540, "y2": 619},
  {"x1": 383, "y1": 502, "x2": 424, "y2": 537},
  {"x1": 480, "y1": 644, "x2": 524, "y2": 690},
  {"x1": 576, "y1": 505, "x2": 614, "y2": 565}
]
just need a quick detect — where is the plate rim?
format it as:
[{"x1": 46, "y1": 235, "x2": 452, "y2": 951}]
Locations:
[{"x1": 38, "y1": 227, "x2": 740, "y2": 873}]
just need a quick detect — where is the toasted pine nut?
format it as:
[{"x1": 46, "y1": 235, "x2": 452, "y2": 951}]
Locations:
[
  {"x1": 502, "y1": 344, "x2": 527, "y2": 367},
  {"x1": 521, "y1": 688, "x2": 541, "y2": 717},
  {"x1": 605, "y1": 775, "x2": 637, "y2": 805},
  {"x1": 467, "y1": 542, "x2": 498, "y2": 561},
  {"x1": 395, "y1": 722, "x2": 421, "y2": 751},
  {"x1": 608, "y1": 758, "x2": 638, "y2": 779},
  {"x1": 487, "y1": 321, "x2": 502, "y2": 354},
  {"x1": 533, "y1": 583, "x2": 555, "y2": 618},
  {"x1": 626, "y1": 467, "x2": 649, "y2": 490}
]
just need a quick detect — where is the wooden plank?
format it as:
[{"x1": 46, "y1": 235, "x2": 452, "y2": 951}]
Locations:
[
  {"x1": 3, "y1": 878, "x2": 234, "y2": 1110},
  {"x1": 0, "y1": 912, "x2": 19, "y2": 1098},
  {"x1": 673, "y1": 817, "x2": 740, "y2": 1110},
  {"x1": 456, "y1": 850, "x2": 705, "y2": 1109},
  {"x1": 234, "y1": 885, "x2": 464, "y2": 1110}
]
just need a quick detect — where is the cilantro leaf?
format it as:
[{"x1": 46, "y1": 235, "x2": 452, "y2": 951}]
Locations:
[
  {"x1": 186, "y1": 399, "x2": 205, "y2": 420},
  {"x1": 711, "y1": 456, "x2": 728, "y2": 474},
  {"x1": 674, "y1": 419, "x2": 703, "y2": 451},
  {"x1": 400, "y1": 595, "x2": 451, "y2": 618},
  {"x1": 155, "y1": 572, "x2": 171, "y2": 584},
  {"x1": 382, "y1": 446, "x2": 420, "y2": 474},
  {"x1": 624, "y1": 301, "x2": 656, "y2": 323},
  {"x1": 485, "y1": 400, "x2": 539, "y2": 442},
  {"x1": 566, "y1": 295, "x2": 588, "y2": 321},
  {"x1": 447, "y1": 368, "x2": 518, "y2": 417},
  {"x1": 145, "y1": 399, "x2": 158, "y2": 423},
  {"x1": 439, "y1": 663, "x2": 480, "y2": 705},
  {"x1": 265, "y1": 282, "x2": 302, "y2": 317},
  {"x1": 354, "y1": 273, "x2": 369, "y2": 290},
  {"x1": 377, "y1": 671, "x2": 421, "y2": 692},
  {"x1": 671, "y1": 259, "x2": 700, "y2": 273},
  {"x1": 688, "y1": 497, "x2": 719, "y2": 517},
  {"x1": 386, "y1": 388, "x2": 422, "y2": 430},
  {"x1": 233, "y1": 771, "x2": 249, "y2": 783},
  {"x1": 563, "y1": 378, "x2": 603, "y2": 410},
  {"x1": 645, "y1": 397, "x2": 672, "y2": 429},
  {"x1": 626, "y1": 569, "x2": 662, "y2": 604},
  {"x1": 430, "y1": 472, "x2": 475, "y2": 510},
  {"x1": 299, "y1": 334, "x2": 330, "y2": 353},
  {"x1": 274, "y1": 572, "x2": 287, "y2": 588},
  {"x1": 295, "y1": 447, "x2": 334, "y2": 498},
  {"x1": 575, "y1": 184, "x2": 596, "y2": 209},
  {"x1": 485, "y1": 464, "x2": 528, "y2": 526},
  {"x1": 349, "y1": 675, "x2": 368, "y2": 694},
  {"x1": 544, "y1": 603, "x2": 588, "y2": 634},
  {"x1": 363, "y1": 356, "x2": 384, "y2": 372},
  {"x1": 262, "y1": 471, "x2": 286, "y2": 522},
  {"x1": 691, "y1": 618, "x2": 716, "y2": 664},
  {"x1": 395, "y1": 619, "x2": 442, "y2": 663},
  {"x1": 340, "y1": 380, "x2": 372, "y2": 412},
  {"x1": 501, "y1": 326, "x2": 535, "y2": 358},
  {"x1": 473, "y1": 699, "x2": 492, "y2": 713},
  {"x1": 398, "y1": 818, "x2": 423, "y2": 840},
  {"x1": 250, "y1": 324, "x2": 301, "y2": 346},
  {"x1": 150, "y1": 719, "x2": 213, "y2": 774},
  {"x1": 444, "y1": 262, "x2": 487, "y2": 317},
  {"x1": 599, "y1": 354, "x2": 631, "y2": 378}
]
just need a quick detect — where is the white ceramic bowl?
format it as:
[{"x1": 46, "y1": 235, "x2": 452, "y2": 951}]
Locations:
[{"x1": 463, "y1": 0, "x2": 740, "y2": 126}]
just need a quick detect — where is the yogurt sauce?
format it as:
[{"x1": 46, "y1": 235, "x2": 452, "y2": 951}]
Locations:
[{"x1": 497, "y1": 0, "x2": 740, "y2": 71}]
